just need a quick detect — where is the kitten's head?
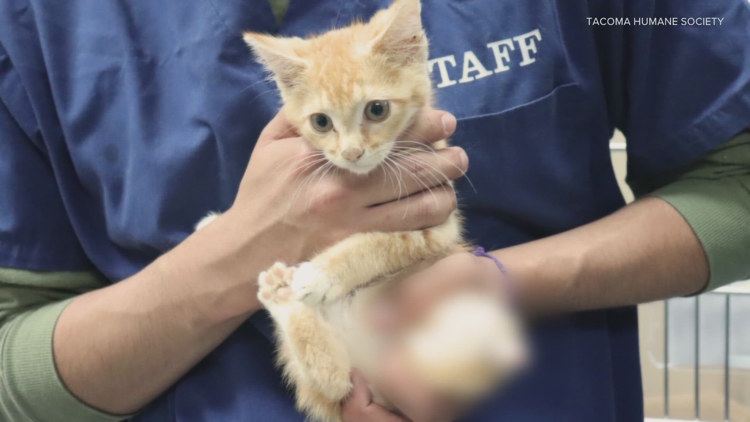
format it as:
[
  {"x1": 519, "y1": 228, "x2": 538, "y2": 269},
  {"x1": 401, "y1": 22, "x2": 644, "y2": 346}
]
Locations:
[{"x1": 244, "y1": 0, "x2": 431, "y2": 174}]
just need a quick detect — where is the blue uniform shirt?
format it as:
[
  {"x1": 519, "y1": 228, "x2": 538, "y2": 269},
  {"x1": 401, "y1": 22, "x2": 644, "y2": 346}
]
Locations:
[{"x1": 1, "y1": 1, "x2": 750, "y2": 421}]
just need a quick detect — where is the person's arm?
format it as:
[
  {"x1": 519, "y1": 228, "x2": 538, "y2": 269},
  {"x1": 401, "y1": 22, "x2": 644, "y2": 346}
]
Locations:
[
  {"x1": 387, "y1": 131, "x2": 749, "y2": 321},
  {"x1": 343, "y1": 188, "x2": 711, "y2": 420},
  {"x1": 355, "y1": 131, "x2": 750, "y2": 422},
  {"x1": 497, "y1": 195, "x2": 706, "y2": 312},
  {"x1": 634, "y1": 130, "x2": 750, "y2": 292},
  {"x1": 0, "y1": 270, "x2": 126, "y2": 422},
  {"x1": 0, "y1": 111, "x2": 464, "y2": 419},
  {"x1": 496, "y1": 130, "x2": 749, "y2": 312}
]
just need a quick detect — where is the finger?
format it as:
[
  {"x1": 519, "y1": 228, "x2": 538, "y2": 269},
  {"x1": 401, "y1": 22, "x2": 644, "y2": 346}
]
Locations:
[
  {"x1": 346, "y1": 370, "x2": 373, "y2": 407},
  {"x1": 342, "y1": 371, "x2": 408, "y2": 422},
  {"x1": 378, "y1": 354, "x2": 456, "y2": 422},
  {"x1": 258, "y1": 110, "x2": 300, "y2": 143},
  {"x1": 362, "y1": 184, "x2": 457, "y2": 233},
  {"x1": 399, "y1": 110, "x2": 457, "y2": 145},
  {"x1": 388, "y1": 386, "x2": 456, "y2": 422},
  {"x1": 359, "y1": 147, "x2": 468, "y2": 206}
]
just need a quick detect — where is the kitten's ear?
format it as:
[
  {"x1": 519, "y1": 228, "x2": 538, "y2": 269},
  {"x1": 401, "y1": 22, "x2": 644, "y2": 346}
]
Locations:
[
  {"x1": 243, "y1": 32, "x2": 308, "y2": 91},
  {"x1": 369, "y1": 0, "x2": 428, "y2": 65}
]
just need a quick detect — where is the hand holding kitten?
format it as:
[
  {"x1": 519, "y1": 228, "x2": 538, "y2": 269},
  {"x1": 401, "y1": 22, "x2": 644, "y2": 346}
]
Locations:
[
  {"x1": 228, "y1": 1, "x2": 527, "y2": 420},
  {"x1": 221, "y1": 109, "x2": 464, "y2": 265}
]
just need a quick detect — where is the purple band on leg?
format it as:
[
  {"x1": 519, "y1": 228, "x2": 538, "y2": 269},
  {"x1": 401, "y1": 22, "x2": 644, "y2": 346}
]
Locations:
[
  {"x1": 472, "y1": 246, "x2": 508, "y2": 275},
  {"x1": 472, "y1": 246, "x2": 516, "y2": 301}
]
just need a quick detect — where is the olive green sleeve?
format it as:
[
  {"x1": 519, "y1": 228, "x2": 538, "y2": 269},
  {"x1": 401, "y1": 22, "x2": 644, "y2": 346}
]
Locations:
[
  {"x1": 630, "y1": 131, "x2": 750, "y2": 291},
  {"x1": 0, "y1": 268, "x2": 127, "y2": 422},
  {"x1": 268, "y1": 0, "x2": 290, "y2": 24}
]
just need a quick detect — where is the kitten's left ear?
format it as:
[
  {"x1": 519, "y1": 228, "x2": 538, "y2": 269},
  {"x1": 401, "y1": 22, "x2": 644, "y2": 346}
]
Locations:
[
  {"x1": 243, "y1": 33, "x2": 308, "y2": 92},
  {"x1": 369, "y1": 0, "x2": 428, "y2": 65}
]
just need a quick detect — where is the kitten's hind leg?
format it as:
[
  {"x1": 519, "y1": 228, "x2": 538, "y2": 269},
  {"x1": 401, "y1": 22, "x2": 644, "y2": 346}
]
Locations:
[
  {"x1": 294, "y1": 367, "x2": 344, "y2": 422},
  {"x1": 258, "y1": 263, "x2": 353, "y2": 403}
]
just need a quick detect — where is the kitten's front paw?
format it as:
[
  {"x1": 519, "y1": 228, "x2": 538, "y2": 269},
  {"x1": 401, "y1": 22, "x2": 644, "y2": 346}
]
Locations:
[
  {"x1": 290, "y1": 262, "x2": 346, "y2": 306},
  {"x1": 258, "y1": 262, "x2": 295, "y2": 306}
]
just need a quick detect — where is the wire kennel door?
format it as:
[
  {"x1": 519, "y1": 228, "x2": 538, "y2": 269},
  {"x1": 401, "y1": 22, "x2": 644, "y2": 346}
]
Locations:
[{"x1": 640, "y1": 282, "x2": 750, "y2": 422}]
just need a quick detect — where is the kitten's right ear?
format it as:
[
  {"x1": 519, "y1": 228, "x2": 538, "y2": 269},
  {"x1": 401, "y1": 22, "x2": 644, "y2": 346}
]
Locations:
[
  {"x1": 369, "y1": 0, "x2": 427, "y2": 65},
  {"x1": 243, "y1": 32, "x2": 308, "y2": 91}
]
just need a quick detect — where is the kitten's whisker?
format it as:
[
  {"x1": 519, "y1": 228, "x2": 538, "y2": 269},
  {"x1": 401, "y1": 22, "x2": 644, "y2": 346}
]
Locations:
[
  {"x1": 305, "y1": 161, "x2": 331, "y2": 197},
  {"x1": 395, "y1": 154, "x2": 450, "y2": 184},
  {"x1": 311, "y1": 163, "x2": 338, "y2": 212},
  {"x1": 288, "y1": 160, "x2": 330, "y2": 215},
  {"x1": 242, "y1": 88, "x2": 278, "y2": 108},
  {"x1": 282, "y1": 151, "x2": 325, "y2": 172},
  {"x1": 390, "y1": 144, "x2": 478, "y2": 194},
  {"x1": 389, "y1": 152, "x2": 454, "y2": 206},
  {"x1": 292, "y1": 162, "x2": 328, "y2": 193},
  {"x1": 238, "y1": 78, "x2": 276, "y2": 94},
  {"x1": 389, "y1": 158, "x2": 440, "y2": 213},
  {"x1": 383, "y1": 157, "x2": 410, "y2": 219},
  {"x1": 293, "y1": 156, "x2": 329, "y2": 174},
  {"x1": 380, "y1": 160, "x2": 397, "y2": 198},
  {"x1": 393, "y1": 140, "x2": 434, "y2": 152},
  {"x1": 379, "y1": 161, "x2": 391, "y2": 191},
  {"x1": 287, "y1": 171, "x2": 314, "y2": 215},
  {"x1": 296, "y1": 164, "x2": 326, "y2": 213},
  {"x1": 382, "y1": 158, "x2": 405, "y2": 203},
  {"x1": 303, "y1": 162, "x2": 335, "y2": 213},
  {"x1": 385, "y1": 156, "x2": 407, "y2": 201},
  {"x1": 389, "y1": 152, "x2": 452, "y2": 188},
  {"x1": 285, "y1": 154, "x2": 328, "y2": 194}
]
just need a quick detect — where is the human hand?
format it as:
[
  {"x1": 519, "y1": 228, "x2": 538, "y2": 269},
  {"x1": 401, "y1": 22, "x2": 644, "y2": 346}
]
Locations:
[
  {"x1": 341, "y1": 371, "x2": 408, "y2": 422},
  {"x1": 342, "y1": 363, "x2": 463, "y2": 422},
  {"x1": 225, "y1": 109, "x2": 465, "y2": 264},
  {"x1": 341, "y1": 369, "x2": 462, "y2": 422}
]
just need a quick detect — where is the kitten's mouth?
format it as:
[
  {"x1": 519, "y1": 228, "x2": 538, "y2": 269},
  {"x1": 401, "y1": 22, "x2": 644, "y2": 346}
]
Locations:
[
  {"x1": 329, "y1": 158, "x2": 381, "y2": 175},
  {"x1": 325, "y1": 148, "x2": 389, "y2": 175}
]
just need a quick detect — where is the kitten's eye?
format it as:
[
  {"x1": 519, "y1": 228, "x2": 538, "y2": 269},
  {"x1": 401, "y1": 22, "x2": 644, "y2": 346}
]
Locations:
[
  {"x1": 364, "y1": 100, "x2": 390, "y2": 122},
  {"x1": 310, "y1": 113, "x2": 333, "y2": 132}
]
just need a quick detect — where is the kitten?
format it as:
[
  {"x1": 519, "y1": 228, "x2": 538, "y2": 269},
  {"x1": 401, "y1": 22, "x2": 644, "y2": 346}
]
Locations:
[{"x1": 200, "y1": 1, "x2": 526, "y2": 420}]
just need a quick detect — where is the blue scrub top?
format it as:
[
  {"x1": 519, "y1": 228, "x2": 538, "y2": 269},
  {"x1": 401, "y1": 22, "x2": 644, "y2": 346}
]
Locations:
[{"x1": 2, "y1": 1, "x2": 750, "y2": 421}]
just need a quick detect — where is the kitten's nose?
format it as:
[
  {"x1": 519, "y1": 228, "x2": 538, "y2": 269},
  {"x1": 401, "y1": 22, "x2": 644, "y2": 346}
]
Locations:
[{"x1": 342, "y1": 147, "x2": 364, "y2": 162}]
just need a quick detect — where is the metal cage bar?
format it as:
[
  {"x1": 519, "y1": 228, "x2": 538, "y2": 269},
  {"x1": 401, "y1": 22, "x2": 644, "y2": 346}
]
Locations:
[{"x1": 657, "y1": 286, "x2": 748, "y2": 421}]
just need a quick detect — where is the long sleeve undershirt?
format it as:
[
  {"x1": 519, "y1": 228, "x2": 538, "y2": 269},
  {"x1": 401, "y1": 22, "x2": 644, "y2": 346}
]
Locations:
[{"x1": 1, "y1": 131, "x2": 748, "y2": 421}]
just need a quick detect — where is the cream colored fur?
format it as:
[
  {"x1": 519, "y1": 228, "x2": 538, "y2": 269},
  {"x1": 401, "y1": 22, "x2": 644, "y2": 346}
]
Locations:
[{"x1": 199, "y1": 1, "x2": 527, "y2": 420}]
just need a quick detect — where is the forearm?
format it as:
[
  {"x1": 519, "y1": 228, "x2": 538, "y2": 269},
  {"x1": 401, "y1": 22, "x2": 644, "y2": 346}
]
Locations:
[
  {"x1": 0, "y1": 270, "x2": 119, "y2": 422},
  {"x1": 53, "y1": 209, "x2": 297, "y2": 415},
  {"x1": 1, "y1": 300, "x2": 127, "y2": 422},
  {"x1": 494, "y1": 196, "x2": 708, "y2": 313}
]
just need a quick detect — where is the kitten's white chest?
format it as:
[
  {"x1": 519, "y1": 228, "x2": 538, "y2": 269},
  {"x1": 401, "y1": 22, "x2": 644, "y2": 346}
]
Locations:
[{"x1": 322, "y1": 290, "x2": 384, "y2": 375}]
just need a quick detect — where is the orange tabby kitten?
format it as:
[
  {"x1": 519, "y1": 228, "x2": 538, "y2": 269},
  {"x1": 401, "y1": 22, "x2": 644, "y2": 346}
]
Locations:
[{"x1": 202, "y1": 1, "x2": 526, "y2": 420}]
